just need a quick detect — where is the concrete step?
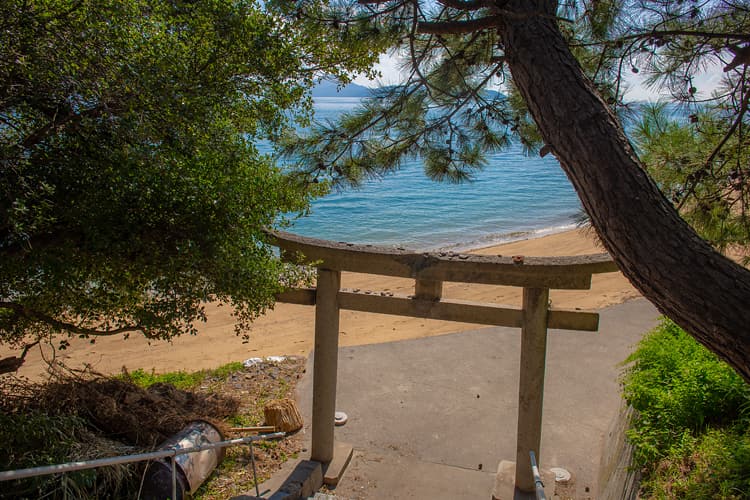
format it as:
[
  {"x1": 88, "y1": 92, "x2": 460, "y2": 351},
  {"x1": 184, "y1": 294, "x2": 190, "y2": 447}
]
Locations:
[{"x1": 328, "y1": 448, "x2": 497, "y2": 499}]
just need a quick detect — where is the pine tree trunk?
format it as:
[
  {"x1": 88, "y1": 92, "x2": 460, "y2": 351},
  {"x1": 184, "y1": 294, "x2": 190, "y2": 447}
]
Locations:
[{"x1": 498, "y1": 1, "x2": 750, "y2": 381}]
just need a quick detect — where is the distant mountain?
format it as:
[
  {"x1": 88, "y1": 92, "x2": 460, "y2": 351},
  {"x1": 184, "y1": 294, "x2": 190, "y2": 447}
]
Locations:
[
  {"x1": 312, "y1": 79, "x2": 507, "y2": 100},
  {"x1": 312, "y1": 79, "x2": 374, "y2": 98},
  {"x1": 482, "y1": 89, "x2": 506, "y2": 100}
]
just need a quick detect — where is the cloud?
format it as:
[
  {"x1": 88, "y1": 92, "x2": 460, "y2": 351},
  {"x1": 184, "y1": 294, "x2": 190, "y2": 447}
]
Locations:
[{"x1": 352, "y1": 52, "x2": 405, "y2": 87}]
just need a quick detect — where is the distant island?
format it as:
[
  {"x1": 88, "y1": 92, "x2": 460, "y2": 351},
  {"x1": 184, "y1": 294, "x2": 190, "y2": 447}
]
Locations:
[
  {"x1": 311, "y1": 79, "x2": 374, "y2": 98},
  {"x1": 311, "y1": 79, "x2": 506, "y2": 100}
]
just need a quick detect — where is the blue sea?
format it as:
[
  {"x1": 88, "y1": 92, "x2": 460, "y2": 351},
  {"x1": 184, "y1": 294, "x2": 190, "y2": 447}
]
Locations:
[{"x1": 279, "y1": 97, "x2": 582, "y2": 251}]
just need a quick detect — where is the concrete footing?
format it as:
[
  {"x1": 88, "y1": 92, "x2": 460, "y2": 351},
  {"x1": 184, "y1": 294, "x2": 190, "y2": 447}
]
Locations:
[
  {"x1": 492, "y1": 460, "x2": 556, "y2": 500},
  {"x1": 231, "y1": 459, "x2": 322, "y2": 500},
  {"x1": 323, "y1": 442, "x2": 354, "y2": 486},
  {"x1": 231, "y1": 442, "x2": 353, "y2": 500}
]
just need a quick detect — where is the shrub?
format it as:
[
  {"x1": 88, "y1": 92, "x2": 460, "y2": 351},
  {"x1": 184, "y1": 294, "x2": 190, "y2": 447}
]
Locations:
[
  {"x1": 622, "y1": 318, "x2": 750, "y2": 498},
  {"x1": 644, "y1": 426, "x2": 750, "y2": 499},
  {"x1": 0, "y1": 411, "x2": 138, "y2": 499},
  {"x1": 623, "y1": 318, "x2": 750, "y2": 464}
]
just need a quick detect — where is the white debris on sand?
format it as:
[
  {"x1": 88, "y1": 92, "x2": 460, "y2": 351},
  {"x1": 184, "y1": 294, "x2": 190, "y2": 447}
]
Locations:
[{"x1": 242, "y1": 355, "x2": 291, "y2": 368}]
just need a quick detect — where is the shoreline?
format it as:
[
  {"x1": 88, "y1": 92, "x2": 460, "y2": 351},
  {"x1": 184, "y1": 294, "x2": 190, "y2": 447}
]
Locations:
[
  {"x1": 294, "y1": 219, "x2": 583, "y2": 255},
  {"x1": 442, "y1": 222, "x2": 582, "y2": 253},
  {"x1": 2, "y1": 227, "x2": 640, "y2": 380}
]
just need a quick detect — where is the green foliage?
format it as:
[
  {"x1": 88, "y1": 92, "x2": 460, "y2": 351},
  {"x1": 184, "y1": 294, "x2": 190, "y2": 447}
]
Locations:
[
  {"x1": 634, "y1": 103, "x2": 750, "y2": 253},
  {"x1": 0, "y1": 0, "x2": 381, "y2": 350},
  {"x1": 123, "y1": 361, "x2": 245, "y2": 390},
  {"x1": 276, "y1": 0, "x2": 523, "y2": 186},
  {"x1": 644, "y1": 427, "x2": 750, "y2": 499},
  {"x1": 0, "y1": 412, "x2": 83, "y2": 497},
  {"x1": 0, "y1": 411, "x2": 137, "y2": 500},
  {"x1": 623, "y1": 318, "x2": 750, "y2": 463},
  {"x1": 577, "y1": 2, "x2": 750, "y2": 248},
  {"x1": 622, "y1": 318, "x2": 750, "y2": 497},
  {"x1": 210, "y1": 361, "x2": 246, "y2": 381},
  {"x1": 281, "y1": 76, "x2": 513, "y2": 187},
  {"x1": 123, "y1": 368, "x2": 208, "y2": 390},
  {"x1": 266, "y1": 0, "x2": 393, "y2": 87}
]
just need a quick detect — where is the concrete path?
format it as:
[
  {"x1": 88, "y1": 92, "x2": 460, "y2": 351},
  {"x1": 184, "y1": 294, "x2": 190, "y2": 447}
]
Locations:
[{"x1": 295, "y1": 298, "x2": 660, "y2": 499}]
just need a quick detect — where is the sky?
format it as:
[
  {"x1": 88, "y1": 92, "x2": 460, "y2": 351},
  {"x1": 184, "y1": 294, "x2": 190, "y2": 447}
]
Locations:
[
  {"x1": 353, "y1": 52, "x2": 725, "y2": 102},
  {"x1": 352, "y1": 51, "x2": 404, "y2": 87}
]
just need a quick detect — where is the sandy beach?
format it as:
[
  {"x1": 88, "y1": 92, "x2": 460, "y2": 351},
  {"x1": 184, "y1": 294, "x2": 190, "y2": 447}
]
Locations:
[{"x1": 6, "y1": 228, "x2": 641, "y2": 379}]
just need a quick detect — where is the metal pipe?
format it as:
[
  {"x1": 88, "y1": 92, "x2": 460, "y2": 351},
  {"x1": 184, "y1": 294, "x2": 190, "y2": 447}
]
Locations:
[
  {"x1": 529, "y1": 451, "x2": 547, "y2": 500},
  {"x1": 171, "y1": 457, "x2": 177, "y2": 500},
  {"x1": 249, "y1": 441, "x2": 260, "y2": 498},
  {"x1": 0, "y1": 432, "x2": 285, "y2": 482}
]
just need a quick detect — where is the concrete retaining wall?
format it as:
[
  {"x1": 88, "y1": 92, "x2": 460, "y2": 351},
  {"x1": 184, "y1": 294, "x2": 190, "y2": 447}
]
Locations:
[{"x1": 597, "y1": 404, "x2": 641, "y2": 500}]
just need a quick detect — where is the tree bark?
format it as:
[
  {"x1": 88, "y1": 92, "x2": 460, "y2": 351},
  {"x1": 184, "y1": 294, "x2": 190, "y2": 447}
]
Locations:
[{"x1": 498, "y1": 1, "x2": 750, "y2": 381}]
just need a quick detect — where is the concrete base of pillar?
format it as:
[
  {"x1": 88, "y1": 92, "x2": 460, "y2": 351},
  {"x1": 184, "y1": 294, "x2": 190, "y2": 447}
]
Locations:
[
  {"x1": 492, "y1": 460, "x2": 556, "y2": 500},
  {"x1": 323, "y1": 441, "x2": 354, "y2": 486},
  {"x1": 232, "y1": 442, "x2": 353, "y2": 499},
  {"x1": 231, "y1": 458, "x2": 322, "y2": 500}
]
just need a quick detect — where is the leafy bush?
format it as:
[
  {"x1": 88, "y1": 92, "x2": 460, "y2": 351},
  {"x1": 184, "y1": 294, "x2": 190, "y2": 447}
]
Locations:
[
  {"x1": 622, "y1": 318, "x2": 750, "y2": 497},
  {"x1": 644, "y1": 426, "x2": 750, "y2": 499},
  {"x1": 0, "y1": 411, "x2": 138, "y2": 499},
  {"x1": 0, "y1": 412, "x2": 82, "y2": 498}
]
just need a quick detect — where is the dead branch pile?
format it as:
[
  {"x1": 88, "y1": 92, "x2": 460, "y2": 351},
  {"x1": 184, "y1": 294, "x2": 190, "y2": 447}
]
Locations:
[{"x1": 1, "y1": 369, "x2": 240, "y2": 447}]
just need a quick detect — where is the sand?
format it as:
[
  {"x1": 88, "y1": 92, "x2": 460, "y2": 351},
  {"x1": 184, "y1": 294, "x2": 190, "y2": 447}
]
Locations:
[{"x1": 5, "y1": 228, "x2": 641, "y2": 379}]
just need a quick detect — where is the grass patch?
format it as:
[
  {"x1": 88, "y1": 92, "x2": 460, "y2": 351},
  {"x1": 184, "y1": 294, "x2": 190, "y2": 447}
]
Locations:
[
  {"x1": 123, "y1": 361, "x2": 245, "y2": 390},
  {"x1": 0, "y1": 411, "x2": 140, "y2": 499},
  {"x1": 622, "y1": 318, "x2": 750, "y2": 498}
]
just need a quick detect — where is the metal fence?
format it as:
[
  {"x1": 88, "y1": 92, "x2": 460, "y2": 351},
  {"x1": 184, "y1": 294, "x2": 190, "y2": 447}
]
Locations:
[{"x1": 0, "y1": 431, "x2": 285, "y2": 499}]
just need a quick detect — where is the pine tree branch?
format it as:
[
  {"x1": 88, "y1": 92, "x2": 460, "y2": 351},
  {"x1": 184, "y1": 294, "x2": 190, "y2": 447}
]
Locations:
[
  {"x1": 408, "y1": 5, "x2": 434, "y2": 98},
  {"x1": 572, "y1": 30, "x2": 750, "y2": 50},
  {"x1": 678, "y1": 82, "x2": 750, "y2": 211},
  {"x1": 417, "y1": 15, "x2": 500, "y2": 34},
  {"x1": 725, "y1": 44, "x2": 750, "y2": 72},
  {"x1": 605, "y1": 29, "x2": 750, "y2": 47},
  {"x1": 435, "y1": 0, "x2": 492, "y2": 12},
  {"x1": 705, "y1": 89, "x2": 750, "y2": 168},
  {"x1": 358, "y1": 0, "x2": 499, "y2": 9}
]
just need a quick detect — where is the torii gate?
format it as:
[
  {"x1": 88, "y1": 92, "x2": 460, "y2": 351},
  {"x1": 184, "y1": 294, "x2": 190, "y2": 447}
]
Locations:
[{"x1": 270, "y1": 230, "x2": 617, "y2": 496}]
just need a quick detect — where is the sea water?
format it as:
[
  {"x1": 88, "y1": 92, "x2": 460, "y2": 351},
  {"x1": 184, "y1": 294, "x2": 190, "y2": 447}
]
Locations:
[{"x1": 282, "y1": 97, "x2": 582, "y2": 251}]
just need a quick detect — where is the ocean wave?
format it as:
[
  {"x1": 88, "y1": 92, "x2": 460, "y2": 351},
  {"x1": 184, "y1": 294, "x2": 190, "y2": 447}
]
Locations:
[{"x1": 427, "y1": 223, "x2": 579, "y2": 253}]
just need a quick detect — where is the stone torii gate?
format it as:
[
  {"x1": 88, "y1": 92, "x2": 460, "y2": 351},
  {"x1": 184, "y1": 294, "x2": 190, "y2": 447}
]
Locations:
[{"x1": 270, "y1": 230, "x2": 617, "y2": 496}]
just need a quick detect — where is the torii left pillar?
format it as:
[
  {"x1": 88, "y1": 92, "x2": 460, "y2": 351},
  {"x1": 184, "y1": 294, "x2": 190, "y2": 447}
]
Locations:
[{"x1": 311, "y1": 268, "x2": 341, "y2": 463}]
